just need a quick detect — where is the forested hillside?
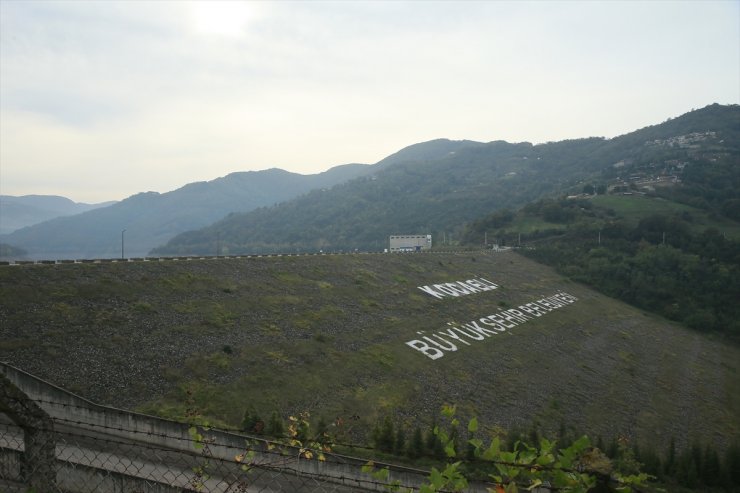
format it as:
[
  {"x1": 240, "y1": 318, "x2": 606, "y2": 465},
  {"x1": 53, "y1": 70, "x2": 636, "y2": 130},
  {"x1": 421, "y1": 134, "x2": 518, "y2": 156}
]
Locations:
[
  {"x1": 0, "y1": 164, "x2": 371, "y2": 259},
  {"x1": 154, "y1": 104, "x2": 739, "y2": 256},
  {"x1": 459, "y1": 105, "x2": 740, "y2": 342},
  {"x1": 463, "y1": 194, "x2": 740, "y2": 341},
  {"x1": 0, "y1": 195, "x2": 114, "y2": 234}
]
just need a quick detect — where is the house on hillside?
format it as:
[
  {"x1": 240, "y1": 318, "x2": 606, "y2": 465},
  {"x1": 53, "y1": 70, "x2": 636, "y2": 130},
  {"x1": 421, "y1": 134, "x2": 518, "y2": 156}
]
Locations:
[{"x1": 389, "y1": 235, "x2": 432, "y2": 253}]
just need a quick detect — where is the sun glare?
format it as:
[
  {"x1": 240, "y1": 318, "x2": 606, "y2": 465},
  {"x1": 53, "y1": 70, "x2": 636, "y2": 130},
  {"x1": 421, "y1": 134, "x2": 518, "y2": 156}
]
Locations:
[{"x1": 190, "y1": 1, "x2": 256, "y2": 38}]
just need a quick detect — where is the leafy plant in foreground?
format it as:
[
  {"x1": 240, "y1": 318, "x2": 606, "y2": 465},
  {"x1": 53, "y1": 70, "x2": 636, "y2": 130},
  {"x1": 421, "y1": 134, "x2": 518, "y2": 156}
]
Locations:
[{"x1": 363, "y1": 405, "x2": 651, "y2": 492}]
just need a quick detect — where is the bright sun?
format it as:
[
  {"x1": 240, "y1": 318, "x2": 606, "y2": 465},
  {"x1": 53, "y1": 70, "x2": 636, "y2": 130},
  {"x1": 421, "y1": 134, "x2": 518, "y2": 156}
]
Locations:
[{"x1": 190, "y1": 1, "x2": 257, "y2": 38}]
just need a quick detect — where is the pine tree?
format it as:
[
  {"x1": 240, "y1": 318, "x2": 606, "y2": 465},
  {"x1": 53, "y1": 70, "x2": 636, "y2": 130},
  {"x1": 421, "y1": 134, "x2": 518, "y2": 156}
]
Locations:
[
  {"x1": 691, "y1": 441, "x2": 704, "y2": 482},
  {"x1": 637, "y1": 443, "x2": 662, "y2": 478},
  {"x1": 596, "y1": 436, "x2": 605, "y2": 453},
  {"x1": 606, "y1": 437, "x2": 619, "y2": 459},
  {"x1": 725, "y1": 442, "x2": 740, "y2": 487},
  {"x1": 241, "y1": 407, "x2": 263, "y2": 434},
  {"x1": 663, "y1": 437, "x2": 676, "y2": 478},
  {"x1": 377, "y1": 416, "x2": 395, "y2": 453},
  {"x1": 424, "y1": 422, "x2": 444, "y2": 459},
  {"x1": 394, "y1": 427, "x2": 406, "y2": 456},
  {"x1": 685, "y1": 459, "x2": 699, "y2": 489},
  {"x1": 701, "y1": 444, "x2": 721, "y2": 487},
  {"x1": 266, "y1": 411, "x2": 284, "y2": 437},
  {"x1": 408, "y1": 427, "x2": 424, "y2": 459},
  {"x1": 316, "y1": 416, "x2": 329, "y2": 445}
]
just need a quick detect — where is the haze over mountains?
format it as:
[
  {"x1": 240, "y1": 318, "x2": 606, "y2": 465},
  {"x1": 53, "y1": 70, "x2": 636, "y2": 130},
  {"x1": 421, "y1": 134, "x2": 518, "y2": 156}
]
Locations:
[
  {"x1": 0, "y1": 195, "x2": 114, "y2": 235},
  {"x1": 0, "y1": 164, "x2": 373, "y2": 259},
  {"x1": 1, "y1": 104, "x2": 739, "y2": 489},
  {"x1": 156, "y1": 103, "x2": 739, "y2": 255},
  {"x1": 1, "y1": 103, "x2": 737, "y2": 259}
]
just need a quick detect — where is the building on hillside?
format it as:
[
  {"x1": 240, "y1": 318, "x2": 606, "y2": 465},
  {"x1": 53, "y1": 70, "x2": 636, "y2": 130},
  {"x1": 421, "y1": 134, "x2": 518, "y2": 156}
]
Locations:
[{"x1": 389, "y1": 234, "x2": 432, "y2": 253}]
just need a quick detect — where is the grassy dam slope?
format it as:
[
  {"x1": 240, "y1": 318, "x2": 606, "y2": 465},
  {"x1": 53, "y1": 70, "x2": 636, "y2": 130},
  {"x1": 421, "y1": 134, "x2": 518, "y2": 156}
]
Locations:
[{"x1": 1, "y1": 251, "x2": 737, "y2": 448}]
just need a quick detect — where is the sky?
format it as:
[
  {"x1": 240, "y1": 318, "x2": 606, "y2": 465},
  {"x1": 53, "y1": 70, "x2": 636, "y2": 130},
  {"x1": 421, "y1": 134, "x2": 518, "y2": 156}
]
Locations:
[{"x1": 1, "y1": 1, "x2": 738, "y2": 203}]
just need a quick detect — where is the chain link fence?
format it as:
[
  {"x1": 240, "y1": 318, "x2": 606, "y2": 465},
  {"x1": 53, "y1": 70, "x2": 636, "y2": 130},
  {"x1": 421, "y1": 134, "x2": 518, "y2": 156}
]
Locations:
[
  {"x1": 1, "y1": 368, "x2": 491, "y2": 493},
  {"x1": 0, "y1": 411, "x2": 455, "y2": 493},
  {"x1": 1, "y1": 418, "x2": 419, "y2": 492}
]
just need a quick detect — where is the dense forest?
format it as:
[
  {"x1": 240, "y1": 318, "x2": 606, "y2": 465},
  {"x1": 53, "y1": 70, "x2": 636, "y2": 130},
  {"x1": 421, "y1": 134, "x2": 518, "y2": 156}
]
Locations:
[{"x1": 462, "y1": 195, "x2": 740, "y2": 340}]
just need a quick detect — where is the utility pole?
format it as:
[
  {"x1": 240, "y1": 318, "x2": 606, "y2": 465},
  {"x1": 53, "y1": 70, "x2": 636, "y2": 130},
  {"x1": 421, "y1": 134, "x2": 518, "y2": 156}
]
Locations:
[{"x1": 121, "y1": 229, "x2": 126, "y2": 260}]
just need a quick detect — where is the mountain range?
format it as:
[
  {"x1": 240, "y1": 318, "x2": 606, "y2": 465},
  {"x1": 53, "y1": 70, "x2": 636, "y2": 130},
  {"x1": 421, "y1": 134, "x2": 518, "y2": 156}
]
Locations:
[
  {"x1": 155, "y1": 103, "x2": 739, "y2": 255},
  {"x1": 1, "y1": 103, "x2": 738, "y2": 259},
  {"x1": 0, "y1": 164, "x2": 372, "y2": 259},
  {"x1": 0, "y1": 195, "x2": 114, "y2": 235}
]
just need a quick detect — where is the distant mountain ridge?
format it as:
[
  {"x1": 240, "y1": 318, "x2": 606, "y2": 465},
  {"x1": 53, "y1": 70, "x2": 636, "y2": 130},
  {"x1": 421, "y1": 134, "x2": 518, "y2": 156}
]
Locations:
[
  {"x1": 373, "y1": 138, "x2": 486, "y2": 168},
  {"x1": 0, "y1": 163, "x2": 373, "y2": 259},
  {"x1": 0, "y1": 195, "x2": 114, "y2": 235},
  {"x1": 154, "y1": 104, "x2": 740, "y2": 255},
  {"x1": 2, "y1": 104, "x2": 737, "y2": 259}
]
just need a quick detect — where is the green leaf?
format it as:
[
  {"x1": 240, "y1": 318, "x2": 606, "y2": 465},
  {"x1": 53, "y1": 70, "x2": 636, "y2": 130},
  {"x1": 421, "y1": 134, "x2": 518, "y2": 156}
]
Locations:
[
  {"x1": 429, "y1": 467, "x2": 444, "y2": 488},
  {"x1": 441, "y1": 404, "x2": 456, "y2": 418},
  {"x1": 482, "y1": 437, "x2": 501, "y2": 461},
  {"x1": 525, "y1": 479, "x2": 542, "y2": 491},
  {"x1": 361, "y1": 460, "x2": 375, "y2": 474},
  {"x1": 536, "y1": 453, "x2": 555, "y2": 466},
  {"x1": 570, "y1": 435, "x2": 591, "y2": 453},
  {"x1": 504, "y1": 483, "x2": 519, "y2": 493},
  {"x1": 468, "y1": 417, "x2": 478, "y2": 433},
  {"x1": 518, "y1": 449, "x2": 536, "y2": 465},
  {"x1": 373, "y1": 467, "x2": 390, "y2": 481},
  {"x1": 468, "y1": 438, "x2": 483, "y2": 450},
  {"x1": 539, "y1": 437, "x2": 554, "y2": 454}
]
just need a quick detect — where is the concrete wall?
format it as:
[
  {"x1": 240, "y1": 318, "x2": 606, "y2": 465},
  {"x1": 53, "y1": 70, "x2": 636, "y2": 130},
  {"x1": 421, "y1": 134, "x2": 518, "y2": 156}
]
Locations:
[
  {"x1": 0, "y1": 362, "x2": 497, "y2": 492},
  {"x1": 0, "y1": 446, "x2": 182, "y2": 493}
]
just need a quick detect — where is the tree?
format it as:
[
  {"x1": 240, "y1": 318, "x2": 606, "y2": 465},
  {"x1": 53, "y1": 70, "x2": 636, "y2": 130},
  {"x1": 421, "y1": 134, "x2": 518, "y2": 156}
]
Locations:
[
  {"x1": 315, "y1": 416, "x2": 330, "y2": 445},
  {"x1": 408, "y1": 427, "x2": 424, "y2": 459},
  {"x1": 394, "y1": 427, "x2": 406, "y2": 455},
  {"x1": 701, "y1": 444, "x2": 721, "y2": 487},
  {"x1": 241, "y1": 407, "x2": 264, "y2": 434},
  {"x1": 375, "y1": 416, "x2": 395, "y2": 453},
  {"x1": 725, "y1": 442, "x2": 740, "y2": 487},
  {"x1": 266, "y1": 411, "x2": 284, "y2": 437},
  {"x1": 425, "y1": 422, "x2": 445, "y2": 459}
]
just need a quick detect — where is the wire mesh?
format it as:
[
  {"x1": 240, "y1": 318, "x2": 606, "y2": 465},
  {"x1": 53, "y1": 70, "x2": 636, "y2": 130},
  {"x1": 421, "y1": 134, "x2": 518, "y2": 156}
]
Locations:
[{"x1": 0, "y1": 407, "x2": 440, "y2": 493}]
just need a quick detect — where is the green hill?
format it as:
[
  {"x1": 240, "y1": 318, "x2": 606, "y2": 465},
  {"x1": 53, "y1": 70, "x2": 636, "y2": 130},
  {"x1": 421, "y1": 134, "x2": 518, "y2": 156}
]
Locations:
[
  {"x1": 154, "y1": 104, "x2": 740, "y2": 255},
  {"x1": 0, "y1": 164, "x2": 372, "y2": 259},
  {"x1": 461, "y1": 193, "x2": 740, "y2": 340},
  {"x1": 0, "y1": 195, "x2": 114, "y2": 235},
  {"x1": 1, "y1": 252, "x2": 737, "y2": 451}
]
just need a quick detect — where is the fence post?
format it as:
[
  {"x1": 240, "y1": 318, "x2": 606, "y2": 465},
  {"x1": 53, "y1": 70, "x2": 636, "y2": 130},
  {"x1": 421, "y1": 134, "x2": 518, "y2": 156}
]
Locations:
[{"x1": 0, "y1": 372, "x2": 57, "y2": 491}]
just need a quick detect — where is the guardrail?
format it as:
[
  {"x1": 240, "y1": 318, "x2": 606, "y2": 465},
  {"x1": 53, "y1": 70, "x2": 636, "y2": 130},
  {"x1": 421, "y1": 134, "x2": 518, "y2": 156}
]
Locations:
[{"x1": 0, "y1": 248, "x2": 504, "y2": 266}]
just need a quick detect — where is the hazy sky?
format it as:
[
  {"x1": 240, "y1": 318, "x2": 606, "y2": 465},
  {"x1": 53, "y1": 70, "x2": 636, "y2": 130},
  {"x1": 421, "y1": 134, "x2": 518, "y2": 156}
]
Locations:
[{"x1": 1, "y1": 1, "x2": 738, "y2": 203}]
